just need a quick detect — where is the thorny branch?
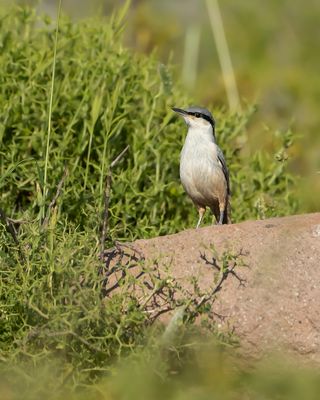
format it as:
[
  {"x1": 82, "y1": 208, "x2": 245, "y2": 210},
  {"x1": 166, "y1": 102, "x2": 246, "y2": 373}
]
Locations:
[
  {"x1": 100, "y1": 241, "x2": 248, "y2": 327},
  {"x1": 195, "y1": 250, "x2": 247, "y2": 310},
  {"x1": 100, "y1": 145, "x2": 129, "y2": 261},
  {"x1": 101, "y1": 240, "x2": 144, "y2": 296}
]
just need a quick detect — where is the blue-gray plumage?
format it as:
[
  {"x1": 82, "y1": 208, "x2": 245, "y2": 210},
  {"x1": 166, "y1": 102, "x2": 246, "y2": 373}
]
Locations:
[{"x1": 172, "y1": 106, "x2": 231, "y2": 228}]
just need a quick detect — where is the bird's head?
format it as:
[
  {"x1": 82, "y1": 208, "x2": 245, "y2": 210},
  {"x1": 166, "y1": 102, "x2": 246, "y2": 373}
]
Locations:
[{"x1": 172, "y1": 106, "x2": 215, "y2": 131}]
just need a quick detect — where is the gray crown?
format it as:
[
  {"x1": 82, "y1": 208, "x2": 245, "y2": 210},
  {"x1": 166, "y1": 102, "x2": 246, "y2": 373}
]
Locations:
[{"x1": 186, "y1": 106, "x2": 215, "y2": 127}]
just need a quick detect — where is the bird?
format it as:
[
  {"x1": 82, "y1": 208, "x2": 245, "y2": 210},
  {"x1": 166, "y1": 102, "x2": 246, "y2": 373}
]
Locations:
[{"x1": 172, "y1": 106, "x2": 231, "y2": 228}]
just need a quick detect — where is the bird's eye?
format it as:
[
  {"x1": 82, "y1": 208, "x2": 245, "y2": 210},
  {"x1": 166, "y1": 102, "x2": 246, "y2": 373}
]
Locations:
[{"x1": 195, "y1": 113, "x2": 200, "y2": 118}]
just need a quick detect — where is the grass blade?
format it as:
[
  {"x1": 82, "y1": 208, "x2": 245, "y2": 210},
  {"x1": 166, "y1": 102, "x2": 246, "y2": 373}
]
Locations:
[{"x1": 43, "y1": 0, "x2": 63, "y2": 220}]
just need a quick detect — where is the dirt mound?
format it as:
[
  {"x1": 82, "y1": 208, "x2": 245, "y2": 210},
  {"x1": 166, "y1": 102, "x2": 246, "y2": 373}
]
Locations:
[{"x1": 133, "y1": 213, "x2": 320, "y2": 363}]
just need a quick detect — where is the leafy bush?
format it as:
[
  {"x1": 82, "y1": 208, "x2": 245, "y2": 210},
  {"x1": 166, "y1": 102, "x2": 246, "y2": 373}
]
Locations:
[{"x1": 0, "y1": 6, "x2": 298, "y2": 242}]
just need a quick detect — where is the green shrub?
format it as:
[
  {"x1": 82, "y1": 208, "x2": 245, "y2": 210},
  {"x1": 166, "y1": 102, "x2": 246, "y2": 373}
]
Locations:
[{"x1": 0, "y1": 6, "x2": 298, "y2": 242}]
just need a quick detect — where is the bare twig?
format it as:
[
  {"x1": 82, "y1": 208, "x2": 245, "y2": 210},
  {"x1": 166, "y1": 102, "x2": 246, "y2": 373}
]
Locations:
[
  {"x1": 101, "y1": 241, "x2": 144, "y2": 296},
  {"x1": 100, "y1": 243, "x2": 246, "y2": 330},
  {"x1": 42, "y1": 165, "x2": 68, "y2": 228},
  {"x1": 196, "y1": 264, "x2": 231, "y2": 309},
  {"x1": 139, "y1": 283, "x2": 166, "y2": 309},
  {"x1": 100, "y1": 145, "x2": 129, "y2": 260},
  {"x1": 196, "y1": 250, "x2": 247, "y2": 310},
  {"x1": 114, "y1": 240, "x2": 145, "y2": 260}
]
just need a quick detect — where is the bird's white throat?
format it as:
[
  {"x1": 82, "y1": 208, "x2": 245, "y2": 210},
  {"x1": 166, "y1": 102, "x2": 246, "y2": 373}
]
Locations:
[{"x1": 184, "y1": 125, "x2": 216, "y2": 147}]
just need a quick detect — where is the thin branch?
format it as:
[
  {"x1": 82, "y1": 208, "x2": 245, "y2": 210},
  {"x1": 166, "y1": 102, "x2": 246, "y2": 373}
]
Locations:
[
  {"x1": 100, "y1": 145, "x2": 129, "y2": 260},
  {"x1": 196, "y1": 250, "x2": 247, "y2": 310},
  {"x1": 114, "y1": 240, "x2": 145, "y2": 260},
  {"x1": 110, "y1": 145, "x2": 130, "y2": 168},
  {"x1": 196, "y1": 265, "x2": 229, "y2": 309},
  {"x1": 101, "y1": 242, "x2": 145, "y2": 297},
  {"x1": 28, "y1": 302, "x2": 49, "y2": 320},
  {"x1": 140, "y1": 284, "x2": 164, "y2": 309}
]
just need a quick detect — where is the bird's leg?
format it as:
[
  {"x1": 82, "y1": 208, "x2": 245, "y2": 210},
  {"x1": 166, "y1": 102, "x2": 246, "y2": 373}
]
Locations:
[
  {"x1": 196, "y1": 207, "x2": 206, "y2": 229},
  {"x1": 210, "y1": 204, "x2": 220, "y2": 225},
  {"x1": 218, "y1": 203, "x2": 226, "y2": 225},
  {"x1": 218, "y1": 210, "x2": 224, "y2": 225}
]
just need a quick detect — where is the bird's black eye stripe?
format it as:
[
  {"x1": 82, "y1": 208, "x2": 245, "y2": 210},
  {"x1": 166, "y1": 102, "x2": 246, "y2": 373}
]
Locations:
[
  {"x1": 188, "y1": 112, "x2": 214, "y2": 126},
  {"x1": 188, "y1": 112, "x2": 202, "y2": 118}
]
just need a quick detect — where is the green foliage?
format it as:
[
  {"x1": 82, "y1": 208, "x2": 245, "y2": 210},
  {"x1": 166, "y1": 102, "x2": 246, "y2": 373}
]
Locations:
[
  {"x1": 214, "y1": 107, "x2": 299, "y2": 222},
  {"x1": 2, "y1": 341, "x2": 320, "y2": 400},
  {"x1": 0, "y1": 217, "x2": 158, "y2": 374},
  {"x1": 0, "y1": 208, "x2": 238, "y2": 375},
  {"x1": 0, "y1": 7, "x2": 298, "y2": 243}
]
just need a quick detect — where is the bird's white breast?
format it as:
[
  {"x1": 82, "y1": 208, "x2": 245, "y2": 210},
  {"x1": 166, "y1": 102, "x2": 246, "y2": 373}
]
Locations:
[{"x1": 180, "y1": 126, "x2": 226, "y2": 206}]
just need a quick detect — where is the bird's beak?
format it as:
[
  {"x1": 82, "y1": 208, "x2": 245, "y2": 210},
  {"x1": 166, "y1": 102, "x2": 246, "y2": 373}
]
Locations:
[{"x1": 172, "y1": 107, "x2": 188, "y2": 116}]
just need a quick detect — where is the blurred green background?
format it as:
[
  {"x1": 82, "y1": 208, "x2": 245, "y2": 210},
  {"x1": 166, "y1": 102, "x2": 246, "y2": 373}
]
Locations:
[{"x1": 1, "y1": 0, "x2": 319, "y2": 211}]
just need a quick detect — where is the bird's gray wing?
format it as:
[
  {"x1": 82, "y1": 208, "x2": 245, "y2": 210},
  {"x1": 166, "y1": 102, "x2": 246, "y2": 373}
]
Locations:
[{"x1": 217, "y1": 147, "x2": 230, "y2": 195}]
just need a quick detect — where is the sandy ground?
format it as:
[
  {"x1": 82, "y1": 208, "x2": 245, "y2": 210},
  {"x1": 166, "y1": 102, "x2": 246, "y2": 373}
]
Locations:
[{"x1": 132, "y1": 213, "x2": 320, "y2": 363}]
